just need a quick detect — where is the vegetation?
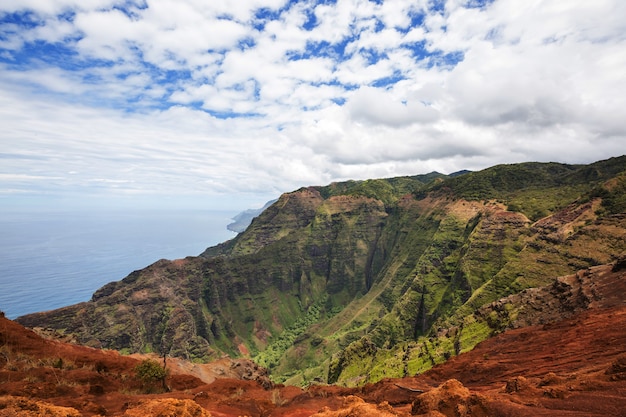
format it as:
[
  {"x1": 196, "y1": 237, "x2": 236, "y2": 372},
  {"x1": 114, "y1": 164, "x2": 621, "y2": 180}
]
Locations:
[
  {"x1": 17, "y1": 155, "x2": 626, "y2": 387},
  {"x1": 134, "y1": 359, "x2": 168, "y2": 392},
  {"x1": 254, "y1": 300, "x2": 324, "y2": 371}
]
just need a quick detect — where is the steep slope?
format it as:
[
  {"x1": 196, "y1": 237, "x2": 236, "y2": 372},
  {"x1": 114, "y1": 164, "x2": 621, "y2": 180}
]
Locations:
[
  {"x1": 3, "y1": 260, "x2": 626, "y2": 416},
  {"x1": 0, "y1": 312, "x2": 306, "y2": 416},
  {"x1": 227, "y1": 198, "x2": 278, "y2": 233},
  {"x1": 0, "y1": 311, "x2": 203, "y2": 416},
  {"x1": 16, "y1": 156, "x2": 626, "y2": 385}
]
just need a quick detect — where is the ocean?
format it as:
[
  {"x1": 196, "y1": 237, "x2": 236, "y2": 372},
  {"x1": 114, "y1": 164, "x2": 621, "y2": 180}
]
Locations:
[{"x1": 0, "y1": 209, "x2": 238, "y2": 319}]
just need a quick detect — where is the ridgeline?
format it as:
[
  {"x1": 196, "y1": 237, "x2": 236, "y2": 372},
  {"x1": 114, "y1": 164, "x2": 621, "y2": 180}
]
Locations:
[{"x1": 17, "y1": 156, "x2": 626, "y2": 386}]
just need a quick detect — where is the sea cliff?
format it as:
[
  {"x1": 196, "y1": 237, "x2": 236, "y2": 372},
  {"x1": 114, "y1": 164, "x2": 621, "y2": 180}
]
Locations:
[{"x1": 17, "y1": 156, "x2": 626, "y2": 385}]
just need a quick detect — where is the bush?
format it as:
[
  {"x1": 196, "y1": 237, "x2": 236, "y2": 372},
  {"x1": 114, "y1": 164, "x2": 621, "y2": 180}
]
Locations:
[{"x1": 134, "y1": 359, "x2": 167, "y2": 389}]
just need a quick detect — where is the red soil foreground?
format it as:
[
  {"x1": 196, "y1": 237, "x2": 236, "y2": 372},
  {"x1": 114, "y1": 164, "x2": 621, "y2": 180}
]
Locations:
[{"x1": 2, "y1": 297, "x2": 626, "y2": 416}]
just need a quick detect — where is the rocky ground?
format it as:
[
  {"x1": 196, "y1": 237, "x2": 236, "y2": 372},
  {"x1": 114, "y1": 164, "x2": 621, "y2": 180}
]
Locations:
[{"x1": 1, "y1": 261, "x2": 625, "y2": 416}]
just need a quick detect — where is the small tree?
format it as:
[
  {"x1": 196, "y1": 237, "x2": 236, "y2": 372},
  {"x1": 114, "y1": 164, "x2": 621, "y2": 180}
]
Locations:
[{"x1": 134, "y1": 359, "x2": 168, "y2": 392}]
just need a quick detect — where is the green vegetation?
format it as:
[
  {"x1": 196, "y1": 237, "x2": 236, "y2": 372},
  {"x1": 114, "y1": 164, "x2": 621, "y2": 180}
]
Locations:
[
  {"x1": 17, "y1": 155, "x2": 626, "y2": 387},
  {"x1": 134, "y1": 359, "x2": 168, "y2": 392},
  {"x1": 317, "y1": 173, "x2": 445, "y2": 202},
  {"x1": 432, "y1": 157, "x2": 626, "y2": 220},
  {"x1": 505, "y1": 185, "x2": 588, "y2": 221},
  {"x1": 254, "y1": 300, "x2": 324, "y2": 370},
  {"x1": 440, "y1": 162, "x2": 578, "y2": 199},
  {"x1": 594, "y1": 172, "x2": 626, "y2": 215}
]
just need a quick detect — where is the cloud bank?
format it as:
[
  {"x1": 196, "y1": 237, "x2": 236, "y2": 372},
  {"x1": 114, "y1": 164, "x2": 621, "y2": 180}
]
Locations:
[{"x1": 1, "y1": 0, "x2": 625, "y2": 209}]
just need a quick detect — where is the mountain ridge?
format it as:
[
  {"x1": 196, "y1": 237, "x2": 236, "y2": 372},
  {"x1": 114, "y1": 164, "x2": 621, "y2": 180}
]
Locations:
[
  {"x1": 16, "y1": 155, "x2": 626, "y2": 386},
  {"x1": 227, "y1": 198, "x2": 278, "y2": 233}
]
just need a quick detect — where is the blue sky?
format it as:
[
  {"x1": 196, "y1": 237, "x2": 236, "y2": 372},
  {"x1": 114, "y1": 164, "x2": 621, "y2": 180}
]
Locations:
[{"x1": 1, "y1": 0, "x2": 625, "y2": 211}]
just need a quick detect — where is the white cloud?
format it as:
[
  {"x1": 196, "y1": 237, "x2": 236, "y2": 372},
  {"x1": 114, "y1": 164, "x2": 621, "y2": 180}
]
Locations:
[
  {"x1": 347, "y1": 86, "x2": 439, "y2": 127},
  {"x1": 0, "y1": 0, "x2": 625, "y2": 210}
]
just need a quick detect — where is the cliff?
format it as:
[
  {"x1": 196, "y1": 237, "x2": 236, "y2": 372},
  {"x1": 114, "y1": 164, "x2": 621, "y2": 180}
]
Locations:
[
  {"x1": 16, "y1": 156, "x2": 626, "y2": 386},
  {"x1": 227, "y1": 198, "x2": 278, "y2": 233}
]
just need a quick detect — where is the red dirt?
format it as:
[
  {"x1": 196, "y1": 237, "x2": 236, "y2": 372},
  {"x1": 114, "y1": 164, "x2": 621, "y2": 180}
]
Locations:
[
  {"x1": 1, "y1": 264, "x2": 625, "y2": 416},
  {"x1": 412, "y1": 306, "x2": 626, "y2": 416}
]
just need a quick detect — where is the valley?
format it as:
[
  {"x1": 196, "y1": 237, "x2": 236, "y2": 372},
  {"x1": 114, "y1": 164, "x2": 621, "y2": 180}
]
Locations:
[
  {"x1": 1, "y1": 258, "x2": 625, "y2": 415},
  {"x1": 4, "y1": 155, "x2": 626, "y2": 415}
]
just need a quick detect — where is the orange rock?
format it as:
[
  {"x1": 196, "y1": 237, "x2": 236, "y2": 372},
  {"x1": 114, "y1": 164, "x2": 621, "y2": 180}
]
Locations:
[
  {"x1": 310, "y1": 395, "x2": 402, "y2": 417},
  {"x1": 123, "y1": 398, "x2": 211, "y2": 417},
  {"x1": 0, "y1": 396, "x2": 81, "y2": 417},
  {"x1": 411, "y1": 379, "x2": 490, "y2": 417}
]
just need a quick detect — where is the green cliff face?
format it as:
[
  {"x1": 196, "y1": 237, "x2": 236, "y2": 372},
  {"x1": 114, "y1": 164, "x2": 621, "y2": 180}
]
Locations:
[{"x1": 17, "y1": 156, "x2": 626, "y2": 386}]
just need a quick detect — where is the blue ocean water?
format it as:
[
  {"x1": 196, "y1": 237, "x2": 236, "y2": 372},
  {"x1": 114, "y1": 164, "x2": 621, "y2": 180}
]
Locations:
[{"x1": 0, "y1": 209, "x2": 237, "y2": 319}]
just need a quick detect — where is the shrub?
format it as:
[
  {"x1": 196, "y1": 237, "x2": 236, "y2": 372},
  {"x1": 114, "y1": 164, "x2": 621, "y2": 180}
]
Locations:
[{"x1": 134, "y1": 359, "x2": 168, "y2": 391}]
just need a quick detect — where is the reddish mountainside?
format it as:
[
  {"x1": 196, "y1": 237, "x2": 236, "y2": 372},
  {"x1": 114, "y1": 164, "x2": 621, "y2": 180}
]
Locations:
[{"x1": 1, "y1": 261, "x2": 626, "y2": 416}]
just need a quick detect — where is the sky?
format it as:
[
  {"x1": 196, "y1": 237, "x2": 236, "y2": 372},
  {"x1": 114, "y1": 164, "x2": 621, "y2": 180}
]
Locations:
[{"x1": 1, "y1": 0, "x2": 625, "y2": 211}]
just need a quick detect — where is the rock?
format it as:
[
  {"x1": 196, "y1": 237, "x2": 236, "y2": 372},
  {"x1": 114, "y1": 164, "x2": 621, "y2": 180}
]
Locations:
[
  {"x1": 123, "y1": 398, "x2": 212, "y2": 417},
  {"x1": 310, "y1": 395, "x2": 400, "y2": 417},
  {"x1": 411, "y1": 379, "x2": 490, "y2": 417},
  {"x1": 0, "y1": 396, "x2": 81, "y2": 417},
  {"x1": 606, "y1": 355, "x2": 626, "y2": 381},
  {"x1": 612, "y1": 255, "x2": 626, "y2": 272},
  {"x1": 538, "y1": 372, "x2": 566, "y2": 387},
  {"x1": 504, "y1": 376, "x2": 533, "y2": 393}
]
